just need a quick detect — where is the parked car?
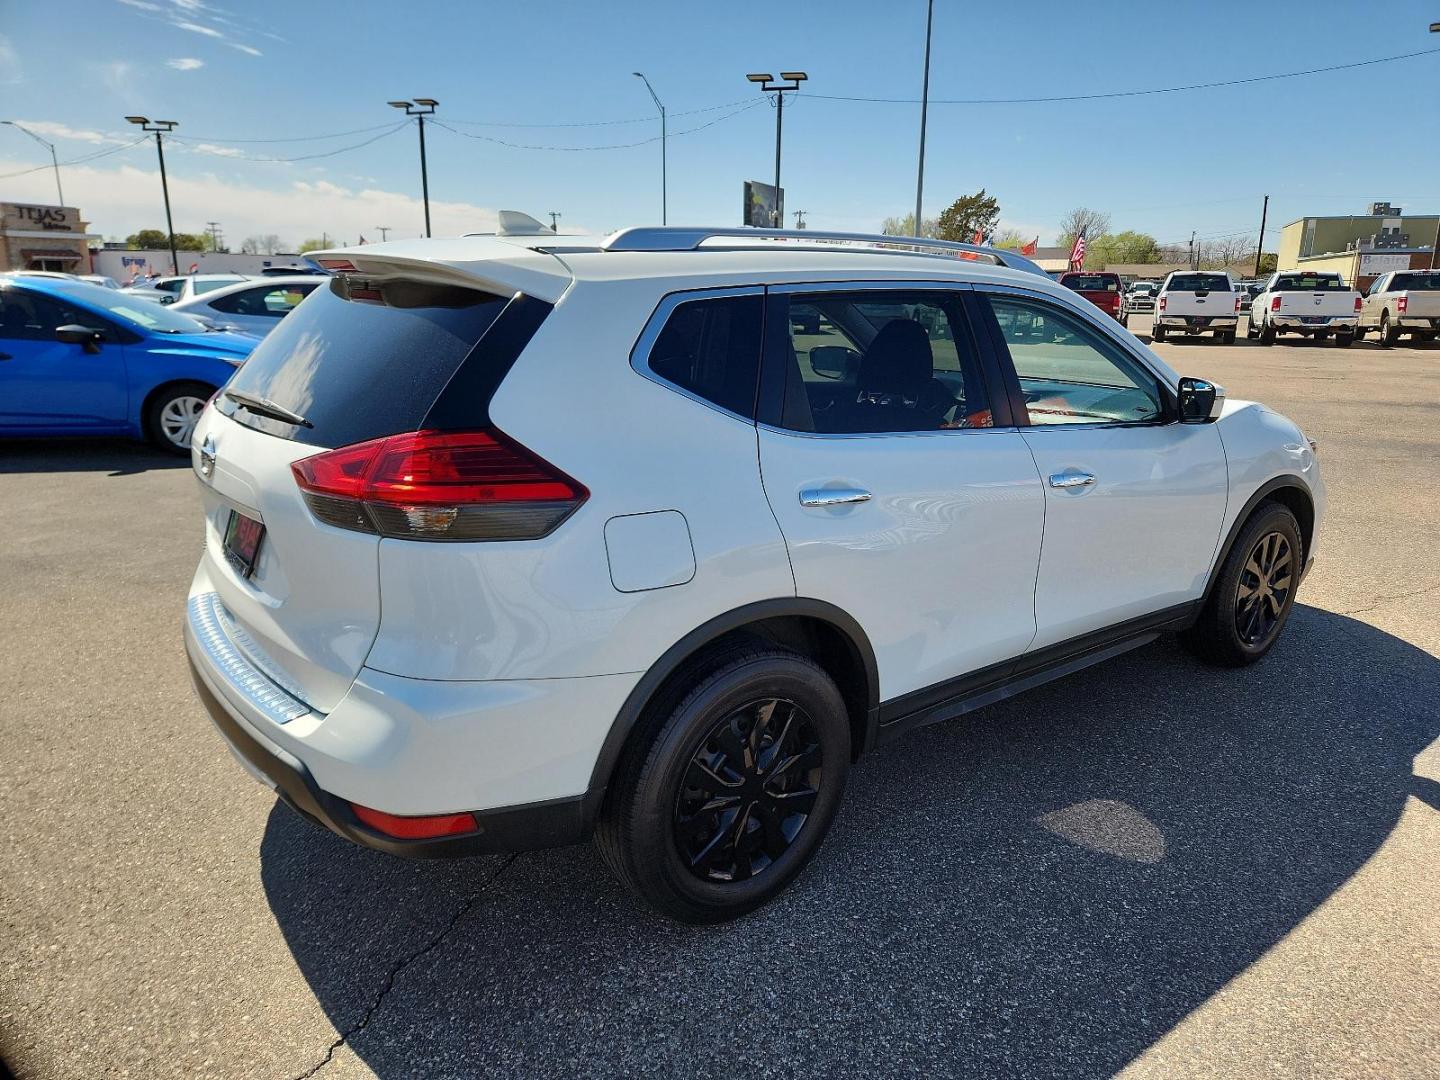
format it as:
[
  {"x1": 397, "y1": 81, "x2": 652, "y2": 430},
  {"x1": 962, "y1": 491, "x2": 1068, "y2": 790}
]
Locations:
[
  {"x1": 1153, "y1": 271, "x2": 1239, "y2": 343},
  {"x1": 1121, "y1": 281, "x2": 1157, "y2": 322},
  {"x1": 1248, "y1": 271, "x2": 1360, "y2": 346},
  {"x1": 78, "y1": 274, "x2": 122, "y2": 289},
  {"x1": 0, "y1": 276, "x2": 255, "y2": 453},
  {"x1": 123, "y1": 274, "x2": 249, "y2": 306},
  {"x1": 1059, "y1": 270, "x2": 1124, "y2": 321},
  {"x1": 183, "y1": 225, "x2": 1324, "y2": 923},
  {"x1": 172, "y1": 275, "x2": 326, "y2": 339},
  {"x1": 1355, "y1": 269, "x2": 1440, "y2": 346}
]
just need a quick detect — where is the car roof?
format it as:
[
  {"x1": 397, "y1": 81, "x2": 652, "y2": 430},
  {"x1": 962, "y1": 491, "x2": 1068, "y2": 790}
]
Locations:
[
  {"x1": 2, "y1": 274, "x2": 128, "y2": 303},
  {"x1": 172, "y1": 275, "x2": 327, "y2": 304}
]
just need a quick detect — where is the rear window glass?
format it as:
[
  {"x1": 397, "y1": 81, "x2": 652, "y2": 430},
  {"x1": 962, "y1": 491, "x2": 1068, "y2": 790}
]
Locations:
[
  {"x1": 1166, "y1": 274, "x2": 1231, "y2": 292},
  {"x1": 1273, "y1": 274, "x2": 1347, "y2": 291},
  {"x1": 647, "y1": 294, "x2": 763, "y2": 418},
  {"x1": 217, "y1": 276, "x2": 508, "y2": 447},
  {"x1": 1062, "y1": 274, "x2": 1120, "y2": 291},
  {"x1": 1391, "y1": 272, "x2": 1440, "y2": 291}
]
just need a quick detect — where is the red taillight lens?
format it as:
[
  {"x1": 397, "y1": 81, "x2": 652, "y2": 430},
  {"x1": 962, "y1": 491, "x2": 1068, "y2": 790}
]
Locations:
[
  {"x1": 1396, "y1": 296, "x2": 1407, "y2": 314},
  {"x1": 1234, "y1": 296, "x2": 1242, "y2": 313},
  {"x1": 1271, "y1": 295, "x2": 1283, "y2": 311},
  {"x1": 1158, "y1": 296, "x2": 1166, "y2": 311},
  {"x1": 350, "y1": 803, "x2": 478, "y2": 840},
  {"x1": 292, "y1": 428, "x2": 587, "y2": 541}
]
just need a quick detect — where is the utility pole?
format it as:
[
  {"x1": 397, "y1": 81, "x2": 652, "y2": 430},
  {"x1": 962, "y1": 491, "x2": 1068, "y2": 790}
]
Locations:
[
  {"x1": 746, "y1": 72, "x2": 808, "y2": 227},
  {"x1": 1431, "y1": 23, "x2": 1439, "y2": 266},
  {"x1": 206, "y1": 221, "x2": 223, "y2": 253},
  {"x1": 913, "y1": 0, "x2": 934, "y2": 238},
  {"x1": 388, "y1": 99, "x2": 439, "y2": 237},
  {"x1": 3, "y1": 121, "x2": 65, "y2": 206},
  {"x1": 632, "y1": 73, "x2": 667, "y2": 225},
  {"x1": 125, "y1": 116, "x2": 179, "y2": 274},
  {"x1": 375, "y1": 226, "x2": 391, "y2": 242},
  {"x1": 1189, "y1": 231, "x2": 1197, "y2": 271},
  {"x1": 1253, "y1": 195, "x2": 1269, "y2": 278},
  {"x1": 793, "y1": 210, "x2": 807, "y2": 229}
]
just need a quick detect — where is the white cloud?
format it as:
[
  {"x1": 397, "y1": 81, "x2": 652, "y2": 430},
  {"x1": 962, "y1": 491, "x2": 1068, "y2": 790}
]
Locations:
[
  {"x1": 167, "y1": 57, "x2": 205, "y2": 70},
  {"x1": 0, "y1": 34, "x2": 21, "y2": 84},
  {"x1": 174, "y1": 20, "x2": 222, "y2": 37},
  {"x1": 228, "y1": 42, "x2": 262, "y2": 56},
  {"x1": 170, "y1": 0, "x2": 206, "y2": 10},
  {"x1": 10, "y1": 120, "x2": 129, "y2": 146},
  {"x1": 188, "y1": 143, "x2": 244, "y2": 158},
  {"x1": 116, "y1": 0, "x2": 163, "y2": 10},
  {"x1": 0, "y1": 156, "x2": 501, "y2": 246}
]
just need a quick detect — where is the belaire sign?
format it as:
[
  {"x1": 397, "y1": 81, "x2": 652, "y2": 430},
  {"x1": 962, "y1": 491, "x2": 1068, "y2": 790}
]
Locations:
[{"x1": 3, "y1": 203, "x2": 77, "y2": 232}]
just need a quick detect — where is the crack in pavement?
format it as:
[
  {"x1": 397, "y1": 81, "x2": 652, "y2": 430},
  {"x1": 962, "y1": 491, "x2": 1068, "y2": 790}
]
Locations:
[
  {"x1": 1334, "y1": 578, "x2": 1440, "y2": 617},
  {"x1": 290, "y1": 854, "x2": 519, "y2": 1080}
]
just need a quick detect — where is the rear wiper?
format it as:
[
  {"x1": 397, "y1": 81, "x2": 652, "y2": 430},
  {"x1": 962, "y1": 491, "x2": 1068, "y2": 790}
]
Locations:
[{"x1": 223, "y1": 389, "x2": 313, "y2": 428}]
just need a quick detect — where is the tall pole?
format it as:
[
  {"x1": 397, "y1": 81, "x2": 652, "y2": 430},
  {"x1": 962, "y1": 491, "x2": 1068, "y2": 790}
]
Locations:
[
  {"x1": 747, "y1": 73, "x2": 807, "y2": 229},
  {"x1": 376, "y1": 226, "x2": 391, "y2": 242},
  {"x1": 633, "y1": 73, "x2": 667, "y2": 224},
  {"x1": 914, "y1": 0, "x2": 934, "y2": 238},
  {"x1": 2, "y1": 122, "x2": 64, "y2": 205},
  {"x1": 417, "y1": 114, "x2": 431, "y2": 238},
  {"x1": 126, "y1": 117, "x2": 180, "y2": 274},
  {"x1": 1253, "y1": 194, "x2": 1269, "y2": 278},
  {"x1": 1189, "y1": 231, "x2": 1196, "y2": 271}
]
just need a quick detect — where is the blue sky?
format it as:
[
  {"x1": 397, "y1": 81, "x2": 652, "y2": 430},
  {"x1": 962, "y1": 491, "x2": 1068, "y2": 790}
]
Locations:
[{"x1": 2, "y1": 0, "x2": 1438, "y2": 251}]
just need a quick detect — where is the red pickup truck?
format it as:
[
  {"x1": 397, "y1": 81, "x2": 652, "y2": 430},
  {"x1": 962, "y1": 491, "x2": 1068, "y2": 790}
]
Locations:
[{"x1": 1058, "y1": 271, "x2": 1124, "y2": 322}]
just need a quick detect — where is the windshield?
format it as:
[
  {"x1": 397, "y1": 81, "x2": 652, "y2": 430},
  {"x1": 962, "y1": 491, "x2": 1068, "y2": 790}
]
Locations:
[
  {"x1": 1273, "y1": 274, "x2": 1348, "y2": 291},
  {"x1": 1391, "y1": 272, "x2": 1440, "y2": 291},
  {"x1": 42, "y1": 280, "x2": 210, "y2": 333},
  {"x1": 1166, "y1": 274, "x2": 1231, "y2": 292}
]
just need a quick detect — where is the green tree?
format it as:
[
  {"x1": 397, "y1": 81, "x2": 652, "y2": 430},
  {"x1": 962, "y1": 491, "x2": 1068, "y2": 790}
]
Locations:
[
  {"x1": 297, "y1": 237, "x2": 331, "y2": 254},
  {"x1": 1256, "y1": 252, "x2": 1278, "y2": 274},
  {"x1": 881, "y1": 212, "x2": 940, "y2": 238},
  {"x1": 126, "y1": 229, "x2": 170, "y2": 249},
  {"x1": 935, "y1": 189, "x2": 1001, "y2": 243},
  {"x1": 1087, "y1": 230, "x2": 1160, "y2": 267},
  {"x1": 992, "y1": 228, "x2": 1028, "y2": 250},
  {"x1": 173, "y1": 233, "x2": 207, "y2": 252}
]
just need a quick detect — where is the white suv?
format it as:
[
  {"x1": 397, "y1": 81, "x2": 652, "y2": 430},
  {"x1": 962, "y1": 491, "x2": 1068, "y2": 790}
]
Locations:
[{"x1": 184, "y1": 224, "x2": 1324, "y2": 922}]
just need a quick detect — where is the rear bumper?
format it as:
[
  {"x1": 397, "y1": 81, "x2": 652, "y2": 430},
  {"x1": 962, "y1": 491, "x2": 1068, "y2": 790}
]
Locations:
[
  {"x1": 184, "y1": 588, "x2": 639, "y2": 857},
  {"x1": 1156, "y1": 316, "x2": 1237, "y2": 330},
  {"x1": 1271, "y1": 315, "x2": 1357, "y2": 330}
]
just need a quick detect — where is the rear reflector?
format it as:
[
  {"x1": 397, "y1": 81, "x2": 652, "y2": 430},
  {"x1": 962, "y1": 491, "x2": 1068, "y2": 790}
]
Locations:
[
  {"x1": 293, "y1": 428, "x2": 587, "y2": 541},
  {"x1": 351, "y1": 803, "x2": 478, "y2": 840}
]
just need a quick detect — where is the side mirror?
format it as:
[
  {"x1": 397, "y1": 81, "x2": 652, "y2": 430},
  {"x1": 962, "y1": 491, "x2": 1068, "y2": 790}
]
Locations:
[
  {"x1": 159, "y1": 295, "x2": 176, "y2": 305},
  {"x1": 808, "y1": 345, "x2": 859, "y2": 380},
  {"x1": 56, "y1": 325, "x2": 106, "y2": 354},
  {"x1": 1178, "y1": 376, "x2": 1223, "y2": 423}
]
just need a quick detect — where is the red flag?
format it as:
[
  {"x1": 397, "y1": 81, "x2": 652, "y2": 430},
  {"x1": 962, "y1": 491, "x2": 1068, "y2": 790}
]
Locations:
[
  {"x1": 187, "y1": 262, "x2": 199, "y2": 274},
  {"x1": 972, "y1": 229, "x2": 984, "y2": 245},
  {"x1": 1021, "y1": 236, "x2": 1038, "y2": 257},
  {"x1": 1068, "y1": 232, "x2": 1087, "y2": 271}
]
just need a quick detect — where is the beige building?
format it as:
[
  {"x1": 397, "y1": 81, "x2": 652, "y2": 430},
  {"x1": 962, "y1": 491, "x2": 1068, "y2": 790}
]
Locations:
[
  {"x1": 1277, "y1": 204, "x2": 1438, "y2": 290},
  {"x1": 0, "y1": 202, "x2": 100, "y2": 272}
]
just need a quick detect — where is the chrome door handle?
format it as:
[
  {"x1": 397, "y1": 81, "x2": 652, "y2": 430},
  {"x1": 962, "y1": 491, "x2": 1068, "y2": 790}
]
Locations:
[
  {"x1": 799, "y1": 487, "x2": 872, "y2": 508},
  {"x1": 1048, "y1": 472, "x2": 1096, "y2": 489}
]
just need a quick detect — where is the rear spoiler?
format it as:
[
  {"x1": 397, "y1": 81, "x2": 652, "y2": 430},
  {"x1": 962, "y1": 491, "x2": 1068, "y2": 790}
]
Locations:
[{"x1": 308, "y1": 240, "x2": 573, "y2": 303}]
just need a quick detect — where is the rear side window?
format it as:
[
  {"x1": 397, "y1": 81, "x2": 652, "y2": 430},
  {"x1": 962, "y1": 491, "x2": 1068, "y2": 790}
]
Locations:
[
  {"x1": 1166, "y1": 273, "x2": 1231, "y2": 292},
  {"x1": 645, "y1": 294, "x2": 763, "y2": 418},
  {"x1": 218, "y1": 276, "x2": 509, "y2": 447}
]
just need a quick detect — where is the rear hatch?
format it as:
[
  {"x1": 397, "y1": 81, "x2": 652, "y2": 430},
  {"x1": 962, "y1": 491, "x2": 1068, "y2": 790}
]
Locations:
[
  {"x1": 1160, "y1": 272, "x2": 1235, "y2": 317},
  {"x1": 1271, "y1": 273, "x2": 1358, "y2": 318},
  {"x1": 1391, "y1": 272, "x2": 1440, "y2": 319},
  {"x1": 191, "y1": 271, "x2": 524, "y2": 712}
]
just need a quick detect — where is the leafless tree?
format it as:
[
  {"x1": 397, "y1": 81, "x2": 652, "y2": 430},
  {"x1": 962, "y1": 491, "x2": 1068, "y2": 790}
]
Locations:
[
  {"x1": 1057, "y1": 207, "x2": 1112, "y2": 247},
  {"x1": 881, "y1": 213, "x2": 940, "y2": 238}
]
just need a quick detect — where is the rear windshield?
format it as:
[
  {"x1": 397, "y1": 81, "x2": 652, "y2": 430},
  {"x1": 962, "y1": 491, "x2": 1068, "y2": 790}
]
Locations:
[
  {"x1": 1391, "y1": 272, "x2": 1440, "y2": 291},
  {"x1": 1273, "y1": 274, "x2": 1347, "y2": 291},
  {"x1": 217, "y1": 276, "x2": 508, "y2": 447},
  {"x1": 1166, "y1": 273, "x2": 1231, "y2": 292},
  {"x1": 1062, "y1": 274, "x2": 1120, "y2": 291}
]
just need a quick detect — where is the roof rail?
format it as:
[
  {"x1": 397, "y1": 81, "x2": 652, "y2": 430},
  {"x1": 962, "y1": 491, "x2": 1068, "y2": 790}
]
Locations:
[{"x1": 599, "y1": 226, "x2": 1050, "y2": 277}]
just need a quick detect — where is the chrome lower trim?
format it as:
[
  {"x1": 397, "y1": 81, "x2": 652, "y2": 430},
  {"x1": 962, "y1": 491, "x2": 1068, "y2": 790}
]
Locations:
[{"x1": 187, "y1": 592, "x2": 312, "y2": 725}]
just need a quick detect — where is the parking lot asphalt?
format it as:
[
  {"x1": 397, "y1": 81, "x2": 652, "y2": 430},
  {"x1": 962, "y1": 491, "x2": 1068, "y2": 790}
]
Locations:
[{"x1": 2, "y1": 316, "x2": 1438, "y2": 1080}]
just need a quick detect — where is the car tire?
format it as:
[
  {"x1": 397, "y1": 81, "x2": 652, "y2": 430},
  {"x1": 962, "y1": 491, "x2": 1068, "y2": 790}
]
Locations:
[
  {"x1": 1181, "y1": 502, "x2": 1303, "y2": 668},
  {"x1": 1335, "y1": 331, "x2": 1353, "y2": 347},
  {"x1": 1258, "y1": 318, "x2": 1276, "y2": 345},
  {"x1": 1151, "y1": 326, "x2": 1166, "y2": 342},
  {"x1": 1220, "y1": 330, "x2": 1236, "y2": 344},
  {"x1": 145, "y1": 381, "x2": 213, "y2": 455},
  {"x1": 1380, "y1": 312, "x2": 1400, "y2": 348},
  {"x1": 595, "y1": 643, "x2": 851, "y2": 924},
  {"x1": 1120, "y1": 312, "x2": 1129, "y2": 328}
]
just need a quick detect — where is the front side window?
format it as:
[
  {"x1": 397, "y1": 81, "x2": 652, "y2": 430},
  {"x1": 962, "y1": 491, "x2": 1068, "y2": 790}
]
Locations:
[
  {"x1": 210, "y1": 284, "x2": 316, "y2": 317},
  {"x1": 778, "y1": 291, "x2": 990, "y2": 434},
  {"x1": 646, "y1": 294, "x2": 763, "y2": 418},
  {"x1": 985, "y1": 295, "x2": 1163, "y2": 426}
]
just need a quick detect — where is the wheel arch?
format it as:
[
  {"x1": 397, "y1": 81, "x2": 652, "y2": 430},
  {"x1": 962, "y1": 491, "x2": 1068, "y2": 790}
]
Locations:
[
  {"x1": 581, "y1": 598, "x2": 880, "y2": 832},
  {"x1": 139, "y1": 378, "x2": 218, "y2": 441},
  {"x1": 1202, "y1": 476, "x2": 1315, "y2": 607}
]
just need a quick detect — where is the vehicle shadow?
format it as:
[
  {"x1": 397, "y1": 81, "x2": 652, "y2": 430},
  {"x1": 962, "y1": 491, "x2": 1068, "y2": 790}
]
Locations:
[
  {"x1": 260, "y1": 605, "x2": 1439, "y2": 1078},
  {"x1": 0, "y1": 438, "x2": 187, "y2": 476}
]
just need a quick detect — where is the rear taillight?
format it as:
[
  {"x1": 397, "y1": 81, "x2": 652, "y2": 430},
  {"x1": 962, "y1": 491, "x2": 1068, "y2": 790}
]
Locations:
[
  {"x1": 1158, "y1": 296, "x2": 1166, "y2": 311},
  {"x1": 1234, "y1": 295, "x2": 1242, "y2": 313},
  {"x1": 1271, "y1": 295, "x2": 1283, "y2": 311},
  {"x1": 1397, "y1": 296, "x2": 1407, "y2": 314},
  {"x1": 292, "y1": 428, "x2": 587, "y2": 541}
]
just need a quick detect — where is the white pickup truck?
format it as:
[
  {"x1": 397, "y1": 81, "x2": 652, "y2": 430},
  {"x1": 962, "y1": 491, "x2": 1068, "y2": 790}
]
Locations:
[
  {"x1": 1249, "y1": 271, "x2": 1361, "y2": 346},
  {"x1": 1152, "y1": 271, "x2": 1239, "y2": 343},
  {"x1": 1356, "y1": 269, "x2": 1440, "y2": 346}
]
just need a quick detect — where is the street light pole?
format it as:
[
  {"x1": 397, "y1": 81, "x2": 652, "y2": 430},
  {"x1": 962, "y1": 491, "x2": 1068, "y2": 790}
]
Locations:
[
  {"x1": 1431, "y1": 23, "x2": 1439, "y2": 268},
  {"x1": 388, "y1": 99, "x2": 439, "y2": 237},
  {"x1": 633, "y1": 73, "x2": 667, "y2": 225},
  {"x1": 3, "y1": 121, "x2": 65, "y2": 205},
  {"x1": 747, "y1": 72, "x2": 808, "y2": 228},
  {"x1": 914, "y1": 0, "x2": 934, "y2": 238},
  {"x1": 375, "y1": 226, "x2": 391, "y2": 242},
  {"x1": 125, "y1": 116, "x2": 179, "y2": 274}
]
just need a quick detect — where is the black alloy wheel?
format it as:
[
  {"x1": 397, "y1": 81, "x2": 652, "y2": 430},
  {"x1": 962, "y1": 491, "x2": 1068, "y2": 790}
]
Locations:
[
  {"x1": 676, "y1": 697, "x2": 821, "y2": 883},
  {"x1": 1234, "y1": 530, "x2": 1294, "y2": 647}
]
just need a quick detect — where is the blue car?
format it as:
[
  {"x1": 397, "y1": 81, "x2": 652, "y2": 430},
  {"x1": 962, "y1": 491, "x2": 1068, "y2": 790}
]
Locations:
[{"x1": 1, "y1": 275, "x2": 257, "y2": 454}]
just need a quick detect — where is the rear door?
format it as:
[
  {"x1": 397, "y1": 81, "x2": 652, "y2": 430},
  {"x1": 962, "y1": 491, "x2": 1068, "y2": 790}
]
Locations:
[
  {"x1": 190, "y1": 275, "x2": 516, "y2": 712},
  {"x1": 756, "y1": 284, "x2": 1045, "y2": 703},
  {"x1": 975, "y1": 287, "x2": 1228, "y2": 649},
  {"x1": 0, "y1": 284, "x2": 128, "y2": 428}
]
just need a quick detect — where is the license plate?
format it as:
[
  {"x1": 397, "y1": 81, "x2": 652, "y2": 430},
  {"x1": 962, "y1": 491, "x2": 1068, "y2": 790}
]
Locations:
[
  {"x1": 223, "y1": 509, "x2": 265, "y2": 579},
  {"x1": 1302, "y1": 316, "x2": 1326, "y2": 325}
]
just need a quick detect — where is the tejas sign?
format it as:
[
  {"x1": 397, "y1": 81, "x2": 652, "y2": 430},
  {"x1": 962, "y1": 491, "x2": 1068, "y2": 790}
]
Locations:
[{"x1": 3, "y1": 204, "x2": 77, "y2": 232}]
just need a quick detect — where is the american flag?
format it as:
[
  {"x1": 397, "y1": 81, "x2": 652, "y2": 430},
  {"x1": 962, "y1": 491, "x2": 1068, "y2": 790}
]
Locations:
[{"x1": 1069, "y1": 231, "x2": 1087, "y2": 270}]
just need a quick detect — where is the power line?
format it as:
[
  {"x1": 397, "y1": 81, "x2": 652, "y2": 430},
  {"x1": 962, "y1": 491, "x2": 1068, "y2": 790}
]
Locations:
[
  {"x1": 443, "y1": 97, "x2": 755, "y2": 129},
  {"x1": 0, "y1": 135, "x2": 149, "y2": 180},
  {"x1": 168, "y1": 122, "x2": 409, "y2": 163},
  {"x1": 165, "y1": 121, "x2": 403, "y2": 144},
  {"x1": 807, "y1": 46, "x2": 1440, "y2": 105},
  {"x1": 427, "y1": 101, "x2": 762, "y2": 152}
]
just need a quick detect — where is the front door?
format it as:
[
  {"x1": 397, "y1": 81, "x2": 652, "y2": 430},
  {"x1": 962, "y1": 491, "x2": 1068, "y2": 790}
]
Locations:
[
  {"x1": 0, "y1": 285, "x2": 129, "y2": 429},
  {"x1": 757, "y1": 285, "x2": 1045, "y2": 703},
  {"x1": 976, "y1": 290, "x2": 1229, "y2": 650}
]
